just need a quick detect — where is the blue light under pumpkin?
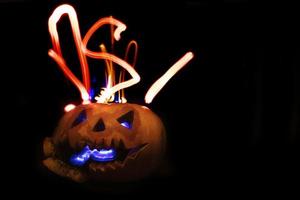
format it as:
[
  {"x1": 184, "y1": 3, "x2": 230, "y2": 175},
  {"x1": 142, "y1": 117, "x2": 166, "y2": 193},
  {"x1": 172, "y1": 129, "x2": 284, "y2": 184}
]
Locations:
[{"x1": 69, "y1": 145, "x2": 116, "y2": 166}]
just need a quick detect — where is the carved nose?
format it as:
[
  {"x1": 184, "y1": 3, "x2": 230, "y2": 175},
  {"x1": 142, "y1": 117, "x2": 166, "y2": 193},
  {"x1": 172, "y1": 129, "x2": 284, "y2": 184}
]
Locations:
[{"x1": 93, "y1": 118, "x2": 105, "y2": 132}]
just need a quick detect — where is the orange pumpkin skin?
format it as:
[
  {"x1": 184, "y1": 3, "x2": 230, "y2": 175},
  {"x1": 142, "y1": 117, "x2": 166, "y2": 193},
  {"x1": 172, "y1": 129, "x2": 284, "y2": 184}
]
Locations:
[{"x1": 43, "y1": 103, "x2": 166, "y2": 182}]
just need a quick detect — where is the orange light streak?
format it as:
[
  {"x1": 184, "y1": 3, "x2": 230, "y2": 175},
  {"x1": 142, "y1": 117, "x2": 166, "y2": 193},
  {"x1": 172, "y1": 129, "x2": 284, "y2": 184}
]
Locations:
[
  {"x1": 109, "y1": 17, "x2": 116, "y2": 89},
  {"x1": 49, "y1": 4, "x2": 193, "y2": 106},
  {"x1": 82, "y1": 16, "x2": 134, "y2": 103},
  {"x1": 48, "y1": 4, "x2": 140, "y2": 104},
  {"x1": 118, "y1": 40, "x2": 138, "y2": 103},
  {"x1": 48, "y1": 50, "x2": 90, "y2": 102},
  {"x1": 124, "y1": 40, "x2": 138, "y2": 67},
  {"x1": 145, "y1": 52, "x2": 194, "y2": 104},
  {"x1": 88, "y1": 51, "x2": 140, "y2": 103},
  {"x1": 48, "y1": 4, "x2": 90, "y2": 95},
  {"x1": 82, "y1": 17, "x2": 126, "y2": 48},
  {"x1": 100, "y1": 44, "x2": 115, "y2": 90}
]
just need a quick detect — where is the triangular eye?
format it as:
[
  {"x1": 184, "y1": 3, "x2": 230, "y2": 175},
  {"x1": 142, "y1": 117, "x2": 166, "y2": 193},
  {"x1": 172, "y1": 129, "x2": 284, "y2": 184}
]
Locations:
[
  {"x1": 93, "y1": 119, "x2": 105, "y2": 132},
  {"x1": 71, "y1": 110, "x2": 87, "y2": 128},
  {"x1": 117, "y1": 111, "x2": 134, "y2": 129}
]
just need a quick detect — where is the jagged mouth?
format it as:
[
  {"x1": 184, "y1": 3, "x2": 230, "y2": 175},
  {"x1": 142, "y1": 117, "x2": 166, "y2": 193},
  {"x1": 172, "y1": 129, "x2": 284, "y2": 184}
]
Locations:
[{"x1": 69, "y1": 142, "x2": 148, "y2": 167}]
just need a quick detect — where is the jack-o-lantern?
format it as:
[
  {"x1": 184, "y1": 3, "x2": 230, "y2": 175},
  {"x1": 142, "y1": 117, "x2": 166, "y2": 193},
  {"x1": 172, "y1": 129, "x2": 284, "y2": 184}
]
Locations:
[
  {"x1": 43, "y1": 4, "x2": 193, "y2": 182},
  {"x1": 43, "y1": 103, "x2": 166, "y2": 182}
]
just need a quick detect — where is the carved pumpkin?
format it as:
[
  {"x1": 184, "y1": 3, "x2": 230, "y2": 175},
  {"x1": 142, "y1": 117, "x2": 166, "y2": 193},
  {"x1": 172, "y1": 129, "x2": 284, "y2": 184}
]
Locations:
[
  {"x1": 43, "y1": 103, "x2": 166, "y2": 182},
  {"x1": 43, "y1": 4, "x2": 193, "y2": 183}
]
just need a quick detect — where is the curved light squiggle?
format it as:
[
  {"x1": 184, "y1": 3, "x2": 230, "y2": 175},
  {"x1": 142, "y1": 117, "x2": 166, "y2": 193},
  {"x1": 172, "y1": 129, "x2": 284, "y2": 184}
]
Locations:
[
  {"x1": 49, "y1": 4, "x2": 193, "y2": 106},
  {"x1": 100, "y1": 44, "x2": 115, "y2": 94},
  {"x1": 48, "y1": 4, "x2": 90, "y2": 95},
  {"x1": 49, "y1": 4, "x2": 140, "y2": 104},
  {"x1": 48, "y1": 50, "x2": 90, "y2": 102},
  {"x1": 82, "y1": 16, "x2": 140, "y2": 103},
  {"x1": 124, "y1": 40, "x2": 138, "y2": 67},
  {"x1": 145, "y1": 52, "x2": 194, "y2": 104},
  {"x1": 118, "y1": 40, "x2": 138, "y2": 103},
  {"x1": 87, "y1": 51, "x2": 140, "y2": 103},
  {"x1": 82, "y1": 17, "x2": 126, "y2": 47}
]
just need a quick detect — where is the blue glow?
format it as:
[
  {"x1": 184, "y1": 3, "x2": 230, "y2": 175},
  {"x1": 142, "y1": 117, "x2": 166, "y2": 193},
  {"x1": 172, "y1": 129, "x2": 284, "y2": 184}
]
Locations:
[
  {"x1": 69, "y1": 146, "x2": 92, "y2": 166},
  {"x1": 120, "y1": 121, "x2": 132, "y2": 129},
  {"x1": 69, "y1": 146, "x2": 117, "y2": 166},
  {"x1": 92, "y1": 77, "x2": 97, "y2": 83},
  {"x1": 89, "y1": 88, "x2": 95, "y2": 100},
  {"x1": 114, "y1": 93, "x2": 120, "y2": 103},
  {"x1": 72, "y1": 110, "x2": 87, "y2": 127},
  {"x1": 117, "y1": 111, "x2": 133, "y2": 129},
  {"x1": 90, "y1": 148, "x2": 116, "y2": 162}
]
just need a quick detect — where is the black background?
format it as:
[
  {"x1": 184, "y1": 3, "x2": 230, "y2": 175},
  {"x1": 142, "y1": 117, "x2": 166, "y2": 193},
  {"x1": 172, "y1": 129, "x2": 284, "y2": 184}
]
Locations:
[{"x1": 1, "y1": 0, "x2": 300, "y2": 197}]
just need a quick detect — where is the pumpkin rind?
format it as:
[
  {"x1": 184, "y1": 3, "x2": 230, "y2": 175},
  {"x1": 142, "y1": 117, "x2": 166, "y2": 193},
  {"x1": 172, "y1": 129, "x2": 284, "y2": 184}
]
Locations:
[{"x1": 43, "y1": 103, "x2": 166, "y2": 182}]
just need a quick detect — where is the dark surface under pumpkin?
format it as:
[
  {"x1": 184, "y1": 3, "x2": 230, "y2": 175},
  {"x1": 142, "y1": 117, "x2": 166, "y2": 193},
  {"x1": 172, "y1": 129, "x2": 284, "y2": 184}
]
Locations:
[{"x1": 43, "y1": 103, "x2": 166, "y2": 182}]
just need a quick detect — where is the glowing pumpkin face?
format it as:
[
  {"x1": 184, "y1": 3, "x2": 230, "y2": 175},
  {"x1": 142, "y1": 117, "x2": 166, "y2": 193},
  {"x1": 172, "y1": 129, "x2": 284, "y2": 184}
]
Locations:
[
  {"x1": 43, "y1": 4, "x2": 193, "y2": 183},
  {"x1": 43, "y1": 103, "x2": 166, "y2": 182}
]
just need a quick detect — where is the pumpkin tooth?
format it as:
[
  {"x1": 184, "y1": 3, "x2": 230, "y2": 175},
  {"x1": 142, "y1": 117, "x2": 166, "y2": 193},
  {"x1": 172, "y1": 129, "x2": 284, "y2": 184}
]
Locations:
[
  {"x1": 119, "y1": 139, "x2": 126, "y2": 150},
  {"x1": 77, "y1": 141, "x2": 86, "y2": 150},
  {"x1": 128, "y1": 152, "x2": 138, "y2": 159},
  {"x1": 100, "y1": 139, "x2": 105, "y2": 148},
  {"x1": 104, "y1": 139, "x2": 110, "y2": 149},
  {"x1": 90, "y1": 164, "x2": 97, "y2": 172},
  {"x1": 92, "y1": 163, "x2": 106, "y2": 172},
  {"x1": 110, "y1": 139, "x2": 115, "y2": 148},
  {"x1": 86, "y1": 141, "x2": 95, "y2": 149},
  {"x1": 114, "y1": 139, "x2": 119, "y2": 148},
  {"x1": 91, "y1": 141, "x2": 97, "y2": 150},
  {"x1": 114, "y1": 161, "x2": 124, "y2": 168},
  {"x1": 128, "y1": 144, "x2": 148, "y2": 160},
  {"x1": 99, "y1": 166, "x2": 106, "y2": 172},
  {"x1": 107, "y1": 163, "x2": 116, "y2": 170}
]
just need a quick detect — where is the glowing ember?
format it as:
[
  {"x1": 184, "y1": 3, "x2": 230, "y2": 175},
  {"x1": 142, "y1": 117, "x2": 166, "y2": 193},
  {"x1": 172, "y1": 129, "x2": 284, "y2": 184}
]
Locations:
[
  {"x1": 48, "y1": 4, "x2": 193, "y2": 106},
  {"x1": 64, "y1": 104, "x2": 76, "y2": 112}
]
